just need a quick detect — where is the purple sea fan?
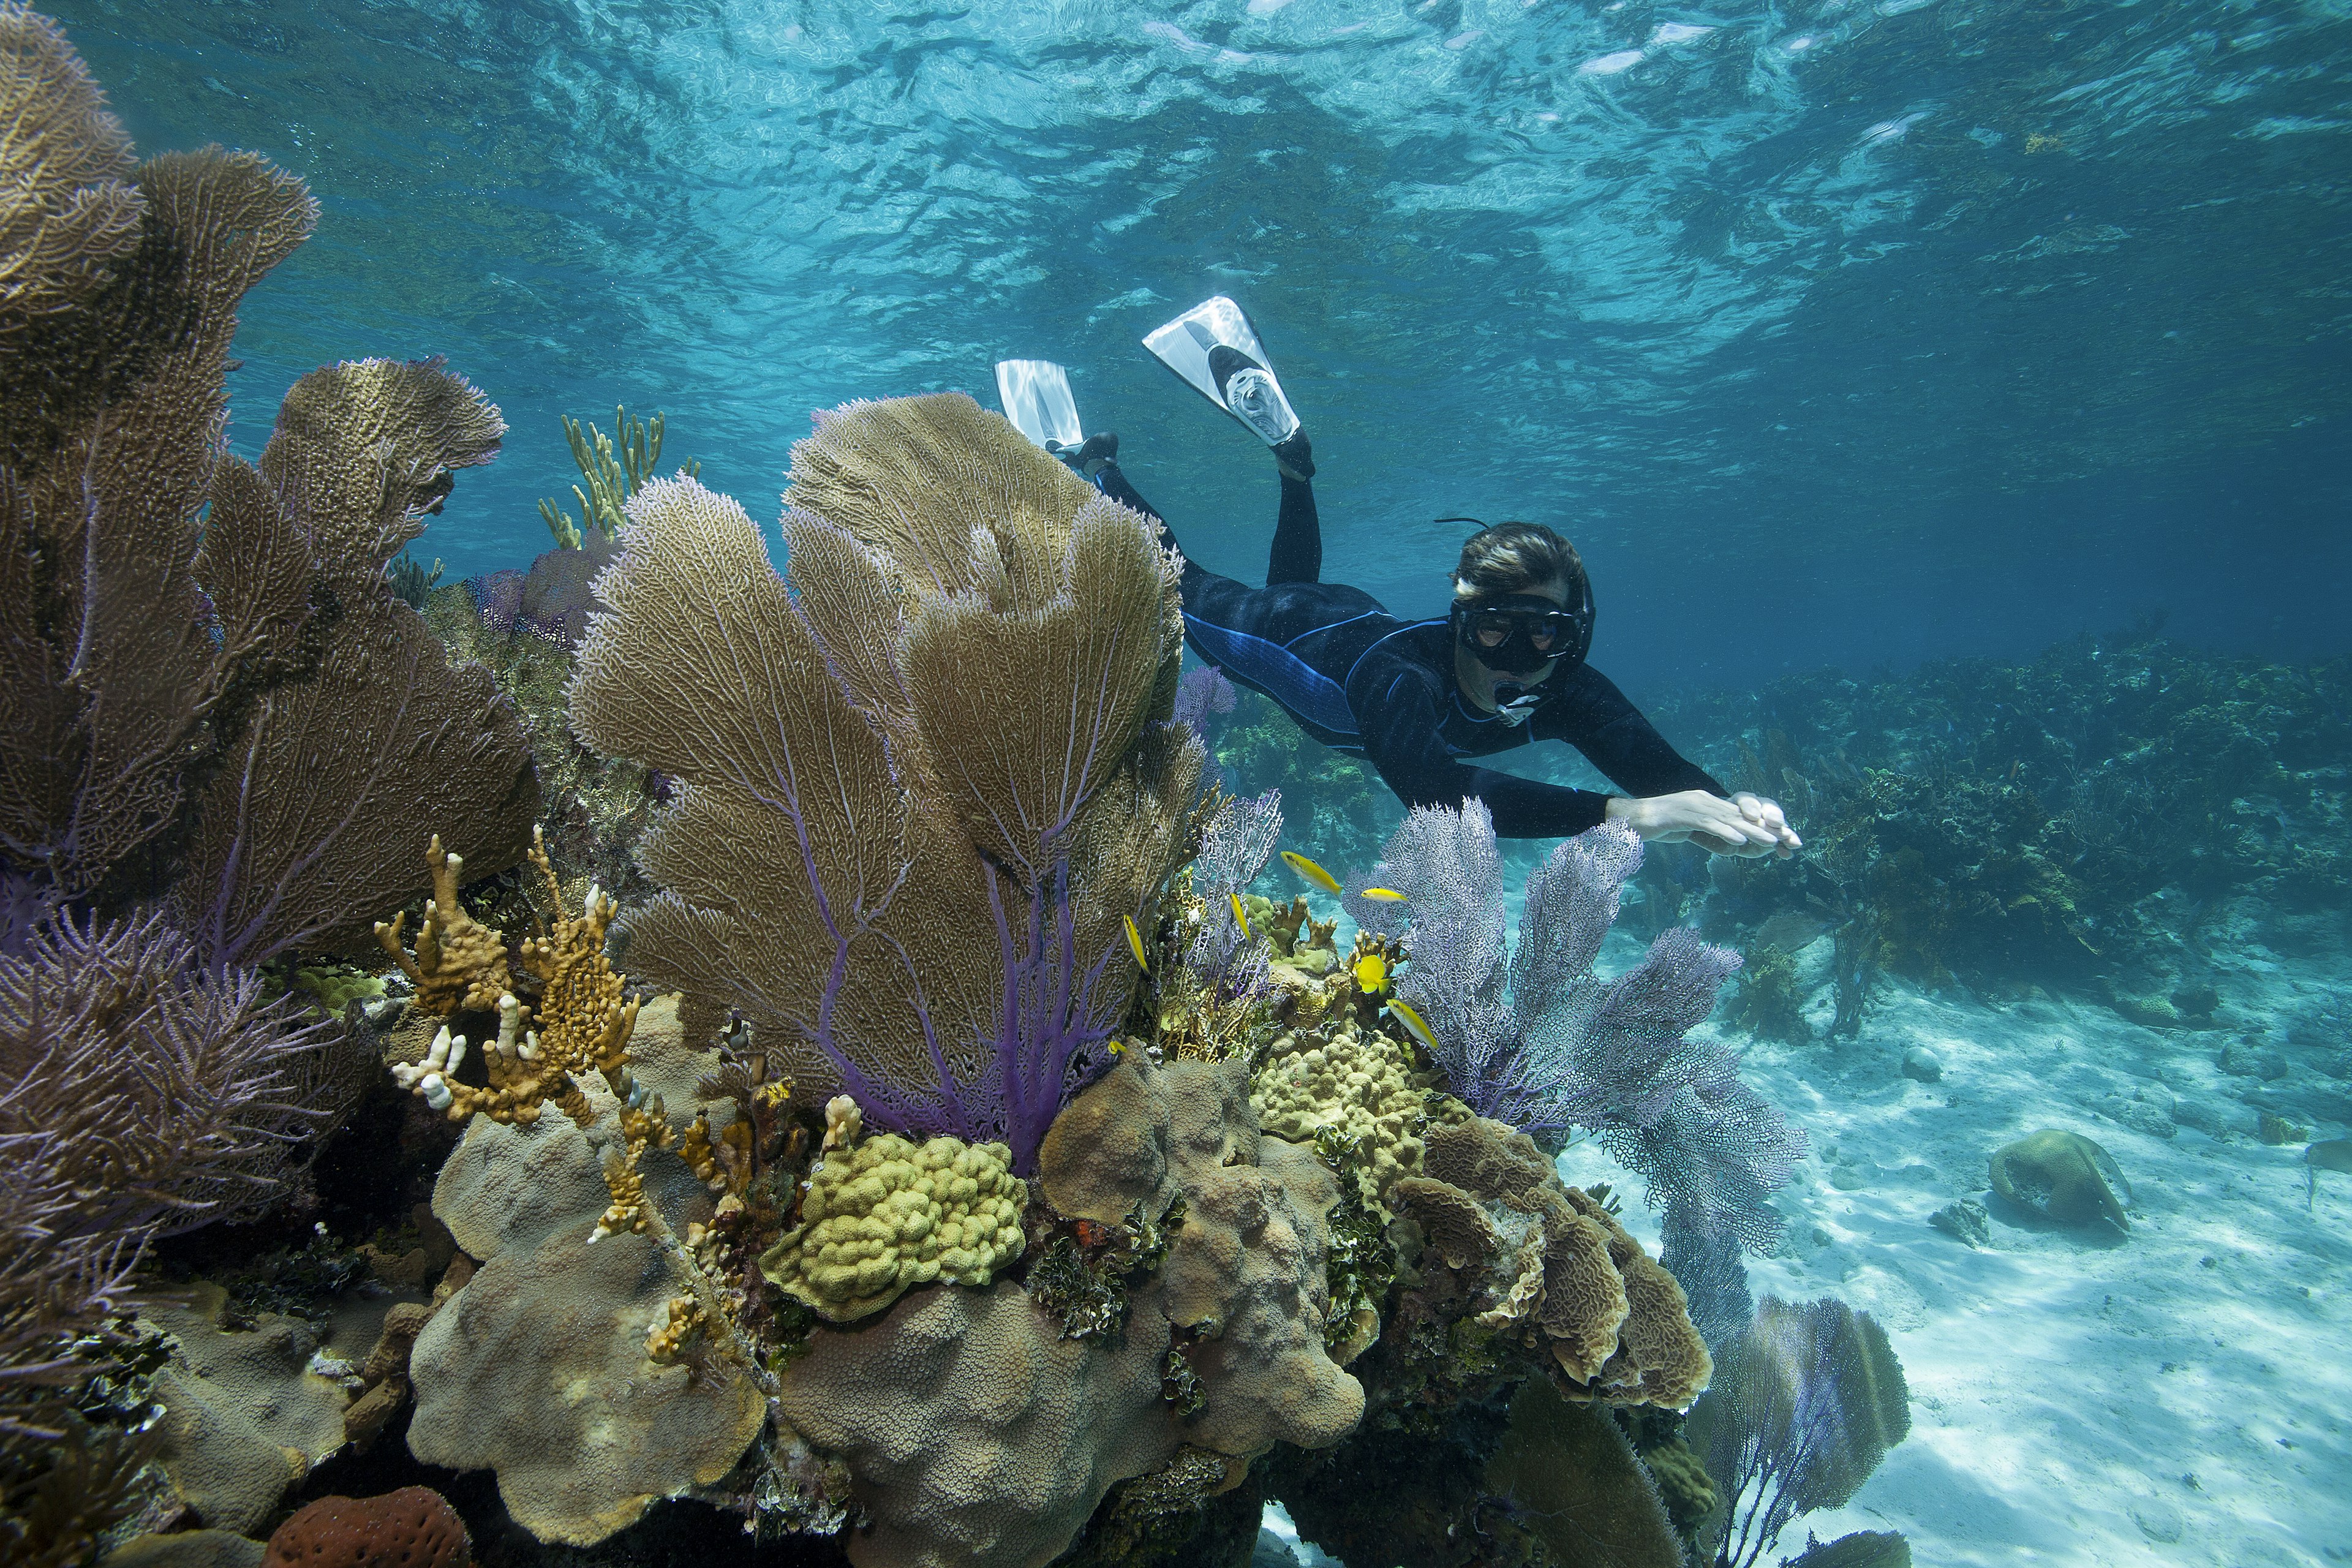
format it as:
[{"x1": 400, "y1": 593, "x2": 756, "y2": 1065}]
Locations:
[
  {"x1": 1687, "y1": 1296, "x2": 1912, "y2": 1568},
  {"x1": 1173, "y1": 663, "x2": 1237, "y2": 734},
  {"x1": 1377, "y1": 806, "x2": 1804, "y2": 1253}
]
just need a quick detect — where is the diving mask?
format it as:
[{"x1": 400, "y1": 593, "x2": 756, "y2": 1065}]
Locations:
[{"x1": 1450, "y1": 590, "x2": 1593, "y2": 678}]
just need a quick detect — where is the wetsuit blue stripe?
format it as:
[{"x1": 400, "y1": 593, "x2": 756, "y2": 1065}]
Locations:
[{"x1": 1183, "y1": 611, "x2": 1360, "y2": 736}]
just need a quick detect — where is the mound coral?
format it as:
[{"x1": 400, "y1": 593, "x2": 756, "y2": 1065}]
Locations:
[
  {"x1": 780, "y1": 1055, "x2": 1362, "y2": 1567},
  {"x1": 570, "y1": 394, "x2": 1204, "y2": 1172},
  {"x1": 1250, "y1": 1013, "x2": 1431, "y2": 1207},
  {"x1": 762, "y1": 1126, "x2": 1027, "y2": 1321},
  {"x1": 778, "y1": 1281, "x2": 1176, "y2": 1568}
]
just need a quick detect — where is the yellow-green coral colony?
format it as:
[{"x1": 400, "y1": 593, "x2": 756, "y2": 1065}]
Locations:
[{"x1": 762, "y1": 1128, "x2": 1028, "y2": 1321}]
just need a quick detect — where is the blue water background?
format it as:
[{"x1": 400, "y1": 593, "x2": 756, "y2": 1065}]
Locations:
[{"x1": 54, "y1": 0, "x2": 2352, "y2": 693}]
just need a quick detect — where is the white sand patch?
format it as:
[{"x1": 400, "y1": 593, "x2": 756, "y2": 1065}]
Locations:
[{"x1": 1554, "y1": 925, "x2": 2352, "y2": 1567}]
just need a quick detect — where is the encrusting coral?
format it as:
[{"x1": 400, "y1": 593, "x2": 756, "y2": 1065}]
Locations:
[
  {"x1": 403, "y1": 994, "x2": 767, "y2": 1547},
  {"x1": 761, "y1": 1123, "x2": 1028, "y2": 1321},
  {"x1": 141, "y1": 1283, "x2": 353, "y2": 1534}
]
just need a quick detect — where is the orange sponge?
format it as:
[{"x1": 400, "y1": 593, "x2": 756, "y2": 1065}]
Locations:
[{"x1": 262, "y1": 1487, "x2": 469, "y2": 1568}]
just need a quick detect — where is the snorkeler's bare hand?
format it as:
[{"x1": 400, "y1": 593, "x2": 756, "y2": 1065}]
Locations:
[{"x1": 1607, "y1": 790, "x2": 1799, "y2": 859}]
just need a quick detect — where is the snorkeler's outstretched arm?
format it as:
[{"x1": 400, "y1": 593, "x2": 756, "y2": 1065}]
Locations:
[
  {"x1": 1533, "y1": 663, "x2": 1725, "y2": 798},
  {"x1": 1539, "y1": 665, "x2": 1799, "y2": 856},
  {"x1": 1359, "y1": 672, "x2": 1621, "y2": 837}
]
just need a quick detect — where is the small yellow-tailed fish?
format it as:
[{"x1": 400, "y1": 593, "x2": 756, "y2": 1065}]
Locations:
[
  {"x1": 1124, "y1": 914, "x2": 1150, "y2": 971},
  {"x1": 1387, "y1": 998, "x2": 1439, "y2": 1054},
  {"x1": 1229, "y1": 891, "x2": 1252, "y2": 933},
  {"x1": 1280, "y1": 849, "x2": 1343, "y2": 895},
  {"x1": 1359, "y1": 886, "x2": 1408, "y2": 903},
  {"x1": 1352, "y1": 949, "x2": 1390, "y2": 996}
]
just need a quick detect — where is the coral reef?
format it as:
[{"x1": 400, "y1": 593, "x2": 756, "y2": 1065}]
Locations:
[
  {"x1": 1685, "y1": 1297, "x2": 1910, "y2": 1568},
  {"x1": 1039, "y1": 1056, "x2": 1365, "y2": 1459},
  {"x1": 1655, "y1": 627, "x2": 2352, "y2": 1016},
  {"x1": 570, "y1": 394, "x2": 1202, "y2": 1173},
  {"x1": 0, "y1": 1, "x2": 535, "y2": 949},
  {"x1": 772, "y1": 1055, "x2": 1370, "y2": 1567},
  {"x1": 424, "y1": 543, "x2": 661, "y2": 906}
]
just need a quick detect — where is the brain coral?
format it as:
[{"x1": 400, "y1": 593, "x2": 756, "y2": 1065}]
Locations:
[
  {"x1": 404, "y1": 997, "x2": 765, "y2": 1546},
  {"x1": 260, "y1": 1487, "x2": 470, "y2": 1568},
  {"x1": 1249, "y1": 1015, "x2": 1430, "y2": 1206},
  {"x1": 777, "y1": 1281, "x2": 1176, "y2": 1568},
  {"x1": 762, "y1": 1129, "x2": 1027, "y2": 1321}
]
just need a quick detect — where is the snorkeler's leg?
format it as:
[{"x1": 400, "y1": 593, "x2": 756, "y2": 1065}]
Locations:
[{"x1": 1265, "y1": 470, "x2": 1321, "y2": 585}]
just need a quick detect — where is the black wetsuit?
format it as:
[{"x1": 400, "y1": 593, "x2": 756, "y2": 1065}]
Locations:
[{"x1": 1096, "y1": 464, "x2": 1725, "y2": 839}]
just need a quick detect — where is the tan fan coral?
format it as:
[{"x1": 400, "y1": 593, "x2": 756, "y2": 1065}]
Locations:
[{"x1": 570, "y1": 393, "x2": 1203, "y2": 1172}]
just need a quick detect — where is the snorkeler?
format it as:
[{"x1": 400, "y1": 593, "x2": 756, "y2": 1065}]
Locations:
[{"x1": 995, "y1": 305, "x2": 1798, "y2": 855}]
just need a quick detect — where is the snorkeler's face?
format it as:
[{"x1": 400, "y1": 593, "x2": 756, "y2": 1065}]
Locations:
[{"x1": 1451, "y1": 579, "x2": 1583, "y2": 678}]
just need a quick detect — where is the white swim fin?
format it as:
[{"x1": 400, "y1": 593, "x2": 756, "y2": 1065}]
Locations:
[
  {"x1": 1142, "y1": 296, "x2": 1303, "y2": 450},
  {"x1": 995, "y1": 359, "x2": 1085, "y2": 453}
]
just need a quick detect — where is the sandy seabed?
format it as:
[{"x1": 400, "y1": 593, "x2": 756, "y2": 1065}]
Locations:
[{"x1": 1289, "y1": 911, "x2": 2352, "y2": 1567}]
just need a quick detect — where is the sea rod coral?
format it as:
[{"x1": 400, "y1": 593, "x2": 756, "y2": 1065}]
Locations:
[{"x1": 570, "y1": 393, "x2": 1205, "y2": 1171}]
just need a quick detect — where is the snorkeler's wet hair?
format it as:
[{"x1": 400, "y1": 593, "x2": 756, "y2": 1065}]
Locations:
[{"x1": 1450, "y1": 521, "x2": 1585, "y2": 601}]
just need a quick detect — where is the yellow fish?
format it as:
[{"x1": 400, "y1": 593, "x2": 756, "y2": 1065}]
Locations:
[
  {"x1": 1387, "y1": 998, "x2": 1439, "y2": 1054},
  {"x1": 1352, "y1": 949, "x2": 1390, "y2": 996},
  {"x1": 1229, "y1": 891, "x2": 1251, "y2": 933},
  {"x1": 1280, "y1": 850, "x2": 1343, "y2": 895},
  {"x1": 1124, "y1": 914, "x2": 1150, "y2": 971},
  {"x1": 1359, "y1": 886, "x2": 1407, "y2": 902}
]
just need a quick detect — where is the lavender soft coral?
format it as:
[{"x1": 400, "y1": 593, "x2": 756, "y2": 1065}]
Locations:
[{"x1": 1358, "y1": 804, "x2": 1805, "y2": 1253}]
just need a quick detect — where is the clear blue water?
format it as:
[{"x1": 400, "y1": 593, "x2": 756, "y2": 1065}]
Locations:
[{"x1": 56, "y1": 0, "x2": 2352, "y2": 695}]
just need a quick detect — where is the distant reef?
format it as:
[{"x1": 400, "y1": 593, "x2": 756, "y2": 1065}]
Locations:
[{"x1": 1641, "y1": 622, "x2": 2350, "y2": 1030}]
